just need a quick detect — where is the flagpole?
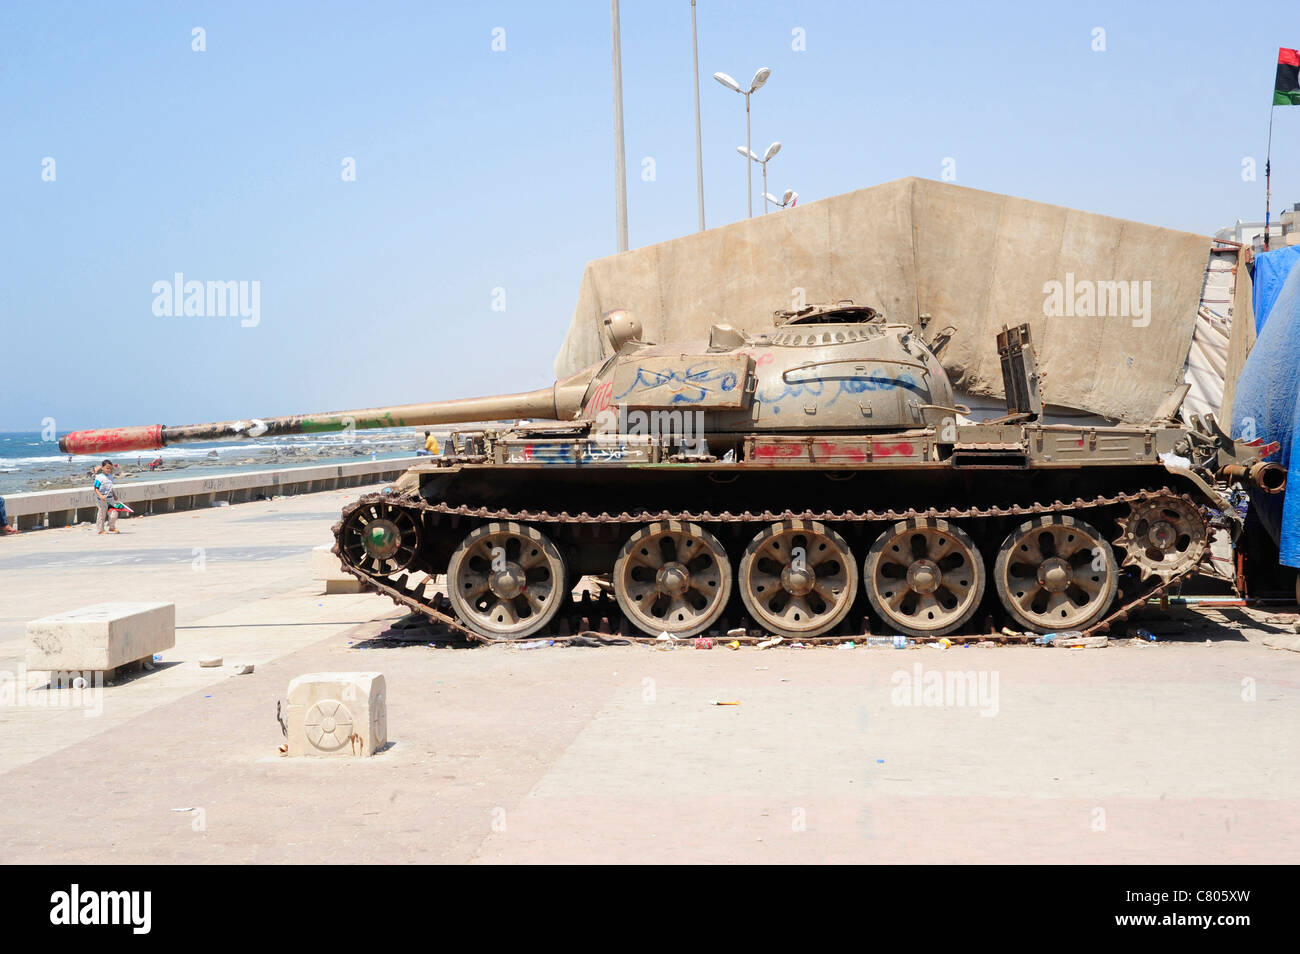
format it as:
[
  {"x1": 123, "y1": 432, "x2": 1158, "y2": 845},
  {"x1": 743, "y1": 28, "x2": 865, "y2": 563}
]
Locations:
[{"x1": 1266, "y1": 105, "x2": 1275, "y2": 251}]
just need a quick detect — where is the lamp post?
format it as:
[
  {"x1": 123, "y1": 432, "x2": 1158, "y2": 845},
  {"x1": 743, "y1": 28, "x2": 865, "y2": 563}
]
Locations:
[
  {"x1": 713, "y1": 67, "x2": 770, "y2": 217},
  {"x1": 763, "y1": 189, "x2": 798, "y2": 210},
  {"x1": 738, "y1": 141, "x2": 781, "y2": 211},
  {"x1": 611, "y1": 0, "x2": 629, "y2": 252},
  {"x1": 691, "y1": 1, "x2": 705, "y2": 231}
]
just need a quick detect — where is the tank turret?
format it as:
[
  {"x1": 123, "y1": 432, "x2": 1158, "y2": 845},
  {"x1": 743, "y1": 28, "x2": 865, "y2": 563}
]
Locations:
[{"x1": 59, "y1": 302, "x2": 957, "y2": 456}]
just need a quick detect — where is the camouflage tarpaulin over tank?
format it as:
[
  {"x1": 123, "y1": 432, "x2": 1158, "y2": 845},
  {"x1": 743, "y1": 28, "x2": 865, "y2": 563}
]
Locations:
[{"x1": 554, "y1": 177, "x2": 1212, "y2": 424}]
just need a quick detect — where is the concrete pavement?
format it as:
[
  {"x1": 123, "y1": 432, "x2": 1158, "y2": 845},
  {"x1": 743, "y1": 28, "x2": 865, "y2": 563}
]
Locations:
[{"x1": 0, "y1": 489, "x2": 1297, "y2": 863}]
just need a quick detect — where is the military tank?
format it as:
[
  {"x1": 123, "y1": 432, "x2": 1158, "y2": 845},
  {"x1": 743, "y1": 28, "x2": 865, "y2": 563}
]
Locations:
[{"x1": 60, "y1": 303, "x2": 1285, "y2": 642}]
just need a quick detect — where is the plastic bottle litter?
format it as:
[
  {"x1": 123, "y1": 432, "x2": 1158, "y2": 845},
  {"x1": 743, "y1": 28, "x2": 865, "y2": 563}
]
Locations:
[
  {"x1": 1135, "y1": 629, "x2": 1157, "y2": 642},
  {"x1": 891, "y1": 635, "x2": 911, "y2": 649},
  {"x1": 518, "y1": 639, "x2": 554, "y2": 650},
  {"x1": 837, "y1": 641, "x2": 856, "y2": 650},
  {"x1": 866, "y1": 636, "x2": 893, "y2": 647}
]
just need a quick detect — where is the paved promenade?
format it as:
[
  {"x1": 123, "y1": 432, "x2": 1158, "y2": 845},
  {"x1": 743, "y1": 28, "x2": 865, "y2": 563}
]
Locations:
[{"x1": 0, "y1": 489, "x2": 1296, "y2": 863}]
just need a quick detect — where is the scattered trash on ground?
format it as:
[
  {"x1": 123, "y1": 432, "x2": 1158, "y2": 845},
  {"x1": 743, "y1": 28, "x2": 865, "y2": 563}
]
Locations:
[
  {"x1": 709, "y1": 700, "x2": 740, "y2": 706},
  {"x1": 198, "y1": 656, "x2": 223, "y2": 668},
  {"x1": 1262, "y1": 634, "x2": 1300, "y2": 653}
]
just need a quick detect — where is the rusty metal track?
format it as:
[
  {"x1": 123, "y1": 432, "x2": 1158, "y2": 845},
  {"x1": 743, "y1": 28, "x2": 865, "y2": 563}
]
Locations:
[{"x1": 332, "y1": 487, "x2": 1206, "y2": 645}]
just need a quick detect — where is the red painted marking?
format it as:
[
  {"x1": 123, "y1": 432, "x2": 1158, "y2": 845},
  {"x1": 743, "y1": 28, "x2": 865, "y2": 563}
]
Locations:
[
  {"x1": 753, "y1": 443, "x2": 804, "y2": 459},
  {"x1": 874, "y1": 442, "x2": 915, "y2": 457},
  {"x1": 584, "y1": 381, "x2": 613, "y2": 416},
  {"x1": 815, "y1": 441, "x2": 867, "y2": 462}
]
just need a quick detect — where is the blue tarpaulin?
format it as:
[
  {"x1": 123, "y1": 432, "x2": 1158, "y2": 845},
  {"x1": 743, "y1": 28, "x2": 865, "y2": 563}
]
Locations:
[
  {"x1": 1250, "y1": 244, "x2": 1300, "y2": 330},
  {"x1": 1233, "y1": 249, "x2": 1300, "y2": 566}
]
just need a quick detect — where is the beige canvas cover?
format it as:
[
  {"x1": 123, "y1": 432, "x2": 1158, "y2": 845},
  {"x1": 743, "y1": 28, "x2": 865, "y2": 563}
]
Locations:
[{"x1": 555, "y1": 177, "x2": 1212, "y2": 423}]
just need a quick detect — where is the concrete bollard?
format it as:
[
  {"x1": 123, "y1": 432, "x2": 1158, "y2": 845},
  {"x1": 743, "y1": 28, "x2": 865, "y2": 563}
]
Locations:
[
  {"x1": 27, "y1": 603, "x2": 175, "y2": 683},
  {"x1": 311, "y1": 544, "x2": 364, "y2": 594},
  {"x1": 285, "y1": 672, "x2": 387, "y2": 757}
]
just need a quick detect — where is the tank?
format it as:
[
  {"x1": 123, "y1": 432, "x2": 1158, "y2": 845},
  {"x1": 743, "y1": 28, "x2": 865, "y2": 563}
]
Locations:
[{"x1": 59, "y1": 303, "x2": 1286, "y2": 642}]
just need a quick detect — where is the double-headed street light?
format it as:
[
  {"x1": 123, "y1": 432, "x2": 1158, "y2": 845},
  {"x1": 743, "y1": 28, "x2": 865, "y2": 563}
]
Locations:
[
  {"x1": 738, "y1": 141, "x2": 781, "y2": 212},
  {"x1": 763, "y1": 189, "x2": 798, "y2": 210},
  {"x1": 713, "y1": 67, "x2": 770, "y2": 217}
]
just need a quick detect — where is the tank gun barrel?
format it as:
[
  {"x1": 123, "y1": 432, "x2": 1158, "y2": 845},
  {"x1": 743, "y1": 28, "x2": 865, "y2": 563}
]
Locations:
[{"x1": 57, "y1": 384, "x2": 578, "y2": 456}]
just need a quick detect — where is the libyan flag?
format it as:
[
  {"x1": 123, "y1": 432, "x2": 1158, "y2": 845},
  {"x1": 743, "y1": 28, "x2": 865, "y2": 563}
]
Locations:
[{"x1": 1277, "y1": 48, "x2": 1300, "y2": 105}]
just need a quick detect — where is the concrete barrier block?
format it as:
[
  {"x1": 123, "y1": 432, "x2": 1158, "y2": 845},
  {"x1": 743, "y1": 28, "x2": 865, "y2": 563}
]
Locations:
[
  {"x1": 286, "y1": 672, "x2": 387, "y2": 757},
  {"x1": 27, "y1": 603, "x2": 175, "y2": 673},
  {"x1": 312, "y1": 544, "x2": 364, "y2": 594}
]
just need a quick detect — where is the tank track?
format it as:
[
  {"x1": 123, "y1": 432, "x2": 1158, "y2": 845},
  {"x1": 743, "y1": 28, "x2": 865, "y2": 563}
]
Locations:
[{"x1": 332, "y1": 486, "x2": 1207, "y2": 646}]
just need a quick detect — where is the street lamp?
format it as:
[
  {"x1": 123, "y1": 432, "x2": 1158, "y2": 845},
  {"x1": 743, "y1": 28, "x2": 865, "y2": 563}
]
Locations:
[
  {"x1": 763, "y1": 189, "x2": 798, "y2": 210},
  {"x1": 738, "y1": 141, "x2": 781, "y2": 211},
  {"x1": 713, "y1": 66, "x2": 771, "y2": 217}
]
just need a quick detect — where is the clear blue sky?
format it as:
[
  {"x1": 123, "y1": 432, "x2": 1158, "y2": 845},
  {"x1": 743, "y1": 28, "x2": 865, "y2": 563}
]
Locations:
[{"x1": 3, "y1": 0, "x2": 1298, "y2": 430}]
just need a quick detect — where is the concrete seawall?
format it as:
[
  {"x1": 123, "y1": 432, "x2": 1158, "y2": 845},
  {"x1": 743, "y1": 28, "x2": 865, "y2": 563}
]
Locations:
[{"x1": 2, "y1": 456, "x2": 422, "y2": 530}]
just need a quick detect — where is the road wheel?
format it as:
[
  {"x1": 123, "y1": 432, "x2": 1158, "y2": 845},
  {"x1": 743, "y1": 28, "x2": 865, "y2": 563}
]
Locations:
[
  {"x1": 447, "y1": 522, "x2": 567, "y2": 639},
  {"x1": 864, "y1": 518, "x2": 984, "y2": 638},
  {"x1": 613, "y1": 521, "x2": 731, "y2": 638},
  {"x1": 994, "y1": 515, "x2": 1117, "y2": 633},
  {"x1": 739, "y1": 520, "x2": 857, "y2": 638}
]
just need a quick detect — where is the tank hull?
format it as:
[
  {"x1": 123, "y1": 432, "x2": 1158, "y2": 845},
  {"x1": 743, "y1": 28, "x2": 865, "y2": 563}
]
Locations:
[{"x1": 332, "y1": 419, "x2": 1240, "y2": 642}]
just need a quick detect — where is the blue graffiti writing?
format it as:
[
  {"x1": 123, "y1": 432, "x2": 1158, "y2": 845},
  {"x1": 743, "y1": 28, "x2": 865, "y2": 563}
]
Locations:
[
  {"x1": 614, "y1": 364, "x2": 739, "y2": 405},
  {"x1": 759, "y1": 371, "x2": 922, "y2": 412}
]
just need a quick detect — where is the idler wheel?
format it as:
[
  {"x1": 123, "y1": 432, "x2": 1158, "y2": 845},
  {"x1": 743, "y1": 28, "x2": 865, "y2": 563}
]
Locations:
[
  {"x1": 739, "y1": 520, "x2": 857, "y2": 638},
  {"x1": 447, "y1": 522, "x2": 567, "y2": 640},
  {"x1": 613, "y1": 521, "x2": 731, "y2": 638},
  {"x1": 339, "y1": 502, "x2": 422, "y2": 576},
  {"x1": 863, "y1": 518, "x2": 985, "y2": 638},
  {"x1": 994, "y1": 515, "x2": 1117, "y2": 633}
]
